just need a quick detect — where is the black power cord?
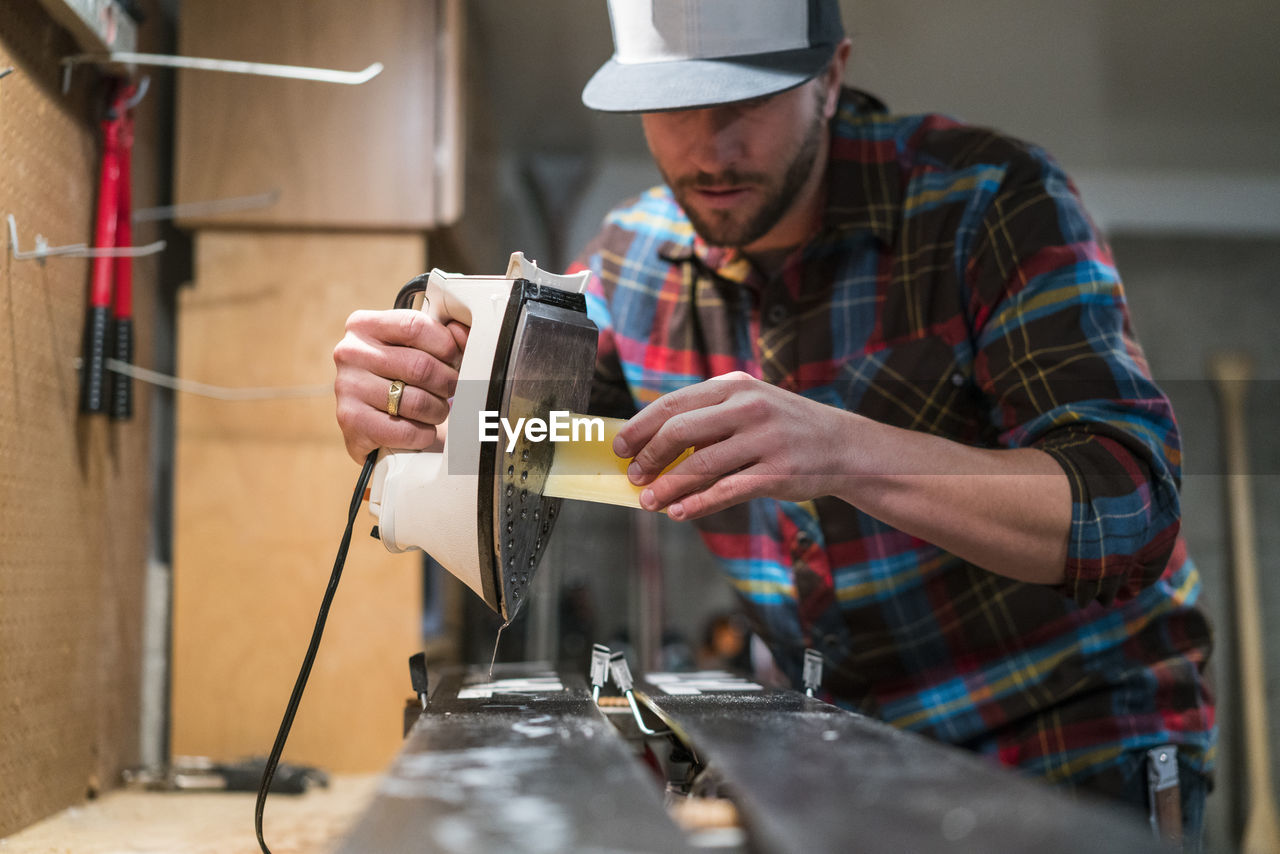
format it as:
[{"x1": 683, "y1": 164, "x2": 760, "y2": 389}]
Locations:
[
  {"x1": 255, "y1": 279, "x2": 428, "y2": 853},
  {"x1": 254, "y1": 449, "x2": 378, "y2": 854}
]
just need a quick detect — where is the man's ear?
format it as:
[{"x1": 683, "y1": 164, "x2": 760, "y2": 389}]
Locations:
[{"x1": 823, "y1": 38, "x2": 852, "y2": 118}]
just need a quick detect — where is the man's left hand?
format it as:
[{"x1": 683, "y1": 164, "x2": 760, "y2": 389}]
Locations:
[{"x1": 612, "y1": 371, "x2": 852, "y2": 520}]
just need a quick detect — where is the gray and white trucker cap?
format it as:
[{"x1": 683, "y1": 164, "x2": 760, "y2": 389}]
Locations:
[{"x1": 583, "y1": 0, "x2": 845, "y2": 113}]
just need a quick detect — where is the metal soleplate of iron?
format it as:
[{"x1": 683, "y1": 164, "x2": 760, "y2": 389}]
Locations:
[
  {"x1": 482, "y1": 281, "x2": 597, "y2": 621},
  {"x1": 636, "y1": 672, "x2": 1165, "y2": 854}
]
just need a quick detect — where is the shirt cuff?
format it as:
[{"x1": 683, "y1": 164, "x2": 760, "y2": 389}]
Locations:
[{"x1": 1038, "y1": 431, "x2": 1180, "y2": 608}]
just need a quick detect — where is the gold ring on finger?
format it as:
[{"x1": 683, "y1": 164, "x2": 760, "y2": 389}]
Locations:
[{"x1": 386, "y1": 380, "x2": 406, "y2": 417}]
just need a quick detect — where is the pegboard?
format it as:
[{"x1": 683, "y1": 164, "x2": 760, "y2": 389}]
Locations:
[{"x1": 0, "y1": 0, "x2": 161, "y2": 838}]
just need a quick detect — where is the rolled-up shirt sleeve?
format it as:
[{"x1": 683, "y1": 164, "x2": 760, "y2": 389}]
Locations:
[{"x1": 966, "y1": 150, "x2": 1182, "y2": 608}]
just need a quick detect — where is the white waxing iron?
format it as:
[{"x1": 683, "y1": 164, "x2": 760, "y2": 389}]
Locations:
[{"x1": 367, "y1": 253, "x2": 599, "y2": 623}]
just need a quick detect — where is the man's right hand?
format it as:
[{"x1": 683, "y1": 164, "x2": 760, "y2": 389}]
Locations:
[{"x1": 332, "y1": 309, "x2": 469, "y2": 462}]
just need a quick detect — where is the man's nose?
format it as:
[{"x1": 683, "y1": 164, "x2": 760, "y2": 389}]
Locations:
[{"x1": 683, "y1": 106, "x2": 746, "y2": 171}]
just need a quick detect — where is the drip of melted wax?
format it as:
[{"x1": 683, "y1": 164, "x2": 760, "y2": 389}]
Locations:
[{"x1": 488, "y1": 620, "x2": 511, "y2": 681}]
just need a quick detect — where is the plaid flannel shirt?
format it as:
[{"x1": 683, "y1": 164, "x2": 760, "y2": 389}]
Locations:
[{"x1": 569, "y1": 89, "x2": 1215, "y2": 786}]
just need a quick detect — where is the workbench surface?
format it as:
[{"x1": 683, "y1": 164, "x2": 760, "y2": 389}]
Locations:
[{"x1": 0, "y1": 774, "x2": 376, "y2": 854}]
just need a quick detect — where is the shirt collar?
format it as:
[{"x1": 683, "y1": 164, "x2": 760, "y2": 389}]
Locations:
[
  {"x1": 821, "y1": 88, "x2": 899, "y2": 247},
  {"x1": 659, "y1": 238, "x2": 754, "y2": 285}
]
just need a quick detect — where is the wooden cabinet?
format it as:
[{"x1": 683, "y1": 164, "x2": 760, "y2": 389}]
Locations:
[
  {"x1": 174, "y1": 0, "x2": 461, "y2": 229},
  {"x1": 171, "y1": 232, "x2": 426, "y2": 773},
  {"x1": 170, "y1": 0, "x2": 462, "y2": 772}
]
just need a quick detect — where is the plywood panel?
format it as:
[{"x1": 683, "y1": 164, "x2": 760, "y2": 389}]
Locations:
[
  {"x1": 0, "y1": 0, "x2": 161, "y2": 837},
  {"x1": 172, "y1": 231, "x2": 426, "y2": 773},
  {"x1": 173, "y1": 0, "x2": 461, "y2": 230}
]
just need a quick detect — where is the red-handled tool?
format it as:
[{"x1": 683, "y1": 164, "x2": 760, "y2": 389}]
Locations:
[{"x1": 81, "y1": 77, "x2": 144, "y2": 418}]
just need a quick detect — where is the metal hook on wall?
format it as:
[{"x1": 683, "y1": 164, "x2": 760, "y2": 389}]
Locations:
[
  {"x1": 132, "y1": 189, "x2": 281, "y2": 223},
  {"x1": 6, "y1": 214, "x2": 165, "y2": 262},
  {"x1": 117, "y1": 73, "x2": 150, "y2": 111},
  {"x1": 61, "y1": 52, "x2": 384, "y2": 93}
]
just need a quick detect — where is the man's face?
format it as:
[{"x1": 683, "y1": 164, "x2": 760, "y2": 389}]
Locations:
[{"x1": 641, "y1": 80, "x2": 828, "y2": 250}]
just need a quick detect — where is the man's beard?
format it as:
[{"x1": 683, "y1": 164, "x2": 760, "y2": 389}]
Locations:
[{"x1": 666, "y1": 109, "x2": 826, "y2": 249}]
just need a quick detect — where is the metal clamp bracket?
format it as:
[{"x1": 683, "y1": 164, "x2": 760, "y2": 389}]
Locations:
[
  {"x1": 803, "y1": 648, "x2": 824, "y2": 698},
  {"x1": 608, "y1": 651, "x2": 663, "y2": 736},
  {"x1": 1146, "y1": 745, "x2": 1182, "y2": 843},
  {"x1": 589, "y1": 643, "x2": 611, "y2": 703},
  {"x1": 588, "y1": 646, "x2": 667, "y2": 737}
]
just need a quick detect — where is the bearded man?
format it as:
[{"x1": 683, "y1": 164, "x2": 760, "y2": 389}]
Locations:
[{"x1": 333, "y1": 2, "x2": 1214, "y2": 845}]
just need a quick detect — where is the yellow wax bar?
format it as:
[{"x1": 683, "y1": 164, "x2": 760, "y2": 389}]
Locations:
[{"x1": 543, "y1": 414, "x2": 692, "y2": 510}]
